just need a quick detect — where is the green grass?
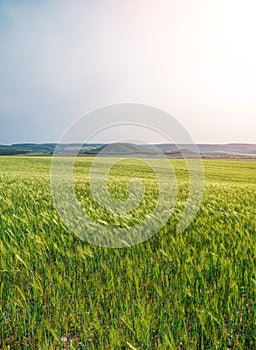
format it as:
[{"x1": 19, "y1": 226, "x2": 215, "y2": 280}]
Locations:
[{"x1": 0, "y1": 157, "x2": 255, "y2": 349}]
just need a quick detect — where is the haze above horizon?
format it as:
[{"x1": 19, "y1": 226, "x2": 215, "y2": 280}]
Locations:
[{"x1": 1, "y1": 0, "x2": 256, "y2": 144}]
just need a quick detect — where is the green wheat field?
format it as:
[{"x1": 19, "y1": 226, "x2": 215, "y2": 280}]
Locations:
[{"x1": 0, "y1": 156, "x2": 255, "y2": 349}]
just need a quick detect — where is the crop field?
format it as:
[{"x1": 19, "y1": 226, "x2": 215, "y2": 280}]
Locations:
[{"x1": 0, "y1": 156, "x2": 255, "y2": 349}]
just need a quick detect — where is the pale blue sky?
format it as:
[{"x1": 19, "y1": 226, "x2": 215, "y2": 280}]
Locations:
[{"x1": 0, "y1": 0, "x2": 256, "y2": 144}]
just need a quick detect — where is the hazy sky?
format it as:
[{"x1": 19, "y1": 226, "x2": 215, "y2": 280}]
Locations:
[{"x1": 0, "y1": 0, "x2": 256, "y2": 144}]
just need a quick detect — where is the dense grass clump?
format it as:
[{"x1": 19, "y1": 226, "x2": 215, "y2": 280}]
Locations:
[{"x1": 0, "y1": 157, "x2": 255, "y2": 349}]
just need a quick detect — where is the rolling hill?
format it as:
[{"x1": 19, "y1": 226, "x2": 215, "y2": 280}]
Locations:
[{"x1": 0, "y1": 143, "x2": 256, "y2": 158}]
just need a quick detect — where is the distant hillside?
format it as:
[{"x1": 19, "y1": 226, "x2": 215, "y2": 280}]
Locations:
[
  {"x1": 0, "y1": 143, "x2": 256, "y2": 158},
  {"x1": 0, "y1": 145, "x2": 31, "y2": 155},
  {"x1": 81, "y1": 143, "x2": 160, "y2": 155}
]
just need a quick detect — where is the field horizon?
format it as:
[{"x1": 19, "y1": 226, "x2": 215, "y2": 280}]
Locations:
[{"x1": 1, "y1": 142, "x2": 256, "y2": 159}]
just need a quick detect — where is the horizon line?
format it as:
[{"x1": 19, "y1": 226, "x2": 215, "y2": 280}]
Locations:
[{"x1": 2, "y1": 142, "x2": 256, "y2": 146}]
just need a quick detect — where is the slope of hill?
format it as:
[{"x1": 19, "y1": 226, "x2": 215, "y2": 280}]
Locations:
[{"x1": 0, "y1": 143, "x2": 256, "y2": 158}]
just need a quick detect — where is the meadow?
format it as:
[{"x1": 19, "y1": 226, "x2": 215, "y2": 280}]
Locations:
[{"x1": 0, "y1": 156, "x2": 255, "y2": 349}]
